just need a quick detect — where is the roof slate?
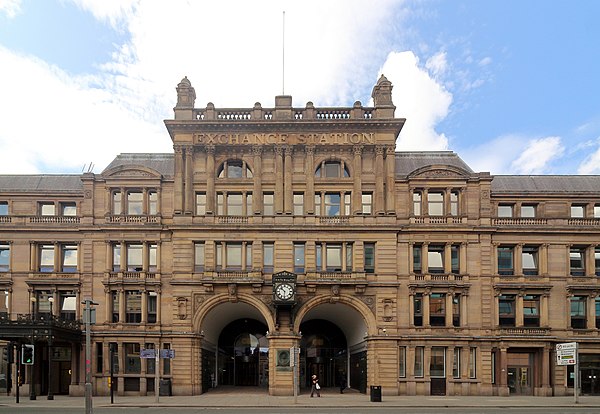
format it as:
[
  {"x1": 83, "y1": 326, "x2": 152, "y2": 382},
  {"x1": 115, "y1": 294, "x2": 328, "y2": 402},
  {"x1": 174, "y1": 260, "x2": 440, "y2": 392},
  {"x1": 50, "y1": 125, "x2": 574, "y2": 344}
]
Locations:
[
  {"x1": 0, "y1": 175, "x2": 83, "y2": 193},
  {"x1": 102, "y1": 153, "x2": 175, "y2": 178},
  {"x1": 395, "y1": 151, "x2": 474, "y2": 176},
  {"x1": 491, "y1": 175, "x2": 600, "y2": 194}
]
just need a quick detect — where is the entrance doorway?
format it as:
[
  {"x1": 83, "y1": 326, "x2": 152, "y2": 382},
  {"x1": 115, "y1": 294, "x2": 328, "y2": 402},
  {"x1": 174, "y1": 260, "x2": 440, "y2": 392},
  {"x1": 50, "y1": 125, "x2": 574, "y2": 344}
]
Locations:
[
  {"x1": 217, "y1": 319, "x2": 268, "y2": 387},
  {"x1": 507, "y1": 366, "x2": 531, "y2": 395}
]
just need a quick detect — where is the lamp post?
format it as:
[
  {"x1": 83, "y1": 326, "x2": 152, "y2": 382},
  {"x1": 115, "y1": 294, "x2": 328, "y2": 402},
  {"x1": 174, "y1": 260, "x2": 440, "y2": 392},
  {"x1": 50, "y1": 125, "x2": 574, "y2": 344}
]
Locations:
[
  {"x1": 82, "y1": 298, "x2": 98, "y2": 414},
  {"x1": 29, "y1": 296, "x2": 36, "y2": 400},
  {"x1": 47, "y1": 296, "x2": 54, "y2": 400}
]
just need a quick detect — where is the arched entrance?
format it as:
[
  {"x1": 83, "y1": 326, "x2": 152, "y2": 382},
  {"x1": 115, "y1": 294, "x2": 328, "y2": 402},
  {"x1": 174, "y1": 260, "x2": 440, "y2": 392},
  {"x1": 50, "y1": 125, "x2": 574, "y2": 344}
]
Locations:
[
  {"x1": 218, "y1": 319, "x2": 269, "y2": 386},
  {"x1": 196, "y1": 298, "x2": 273, "y2": 392},
  {"x1": 296, "y1": 299, "x2": 371, "y2": 393}
]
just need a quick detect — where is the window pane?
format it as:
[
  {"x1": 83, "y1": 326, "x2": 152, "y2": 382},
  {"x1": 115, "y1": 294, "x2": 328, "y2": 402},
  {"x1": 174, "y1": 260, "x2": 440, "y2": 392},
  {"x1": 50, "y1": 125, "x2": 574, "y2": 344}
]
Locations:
[
  {"x1": 148, "y1": 244, "x2": 157, "y2": 271},
  {"x1": 227, "y1": 161, "x2": 243, "y2": 178},
  {"x1": 399, "y1": 347, "x2": 406, "y2": 377},
  {"x1": 124, "y1": 343, "x2": 141, "y2": 373},
  {"x1": 428, "y1": 192, "x2": 444, "y2": 216},
  {"x1": 595, "y1": 205, "x2": 600, "y2": 218},
  {"x1": 450, "y1": 192, "x2": 459, "y2": 216},
  {"x1": 326, "y1": 245, "x2": 342, "y2": 270},
  {"x1": 453, "y1": 348, "x2": 461, "y2": 378},
  {"x1": 428, "y1": 246, "x2": 444, "y2": 273},
  {"x1": 570, "y1": 248, "x2": 585, "y2": 276},
  {"x1": 127, "y1": 244, "x2": 143, "y2": 271},
  {"x1": 294, "y1": 243, "x2": 305, "y2": 273},
  {"x1": 413, "y1": 245, "x2": 422, "y2": 273},
  {"x1": 451, "y1": 245, "x2": 460, "y2": 274},
  {"x1": 149, "y1": 191, "x2": 158, "y2": 215},
  {"x1": 41, "y1": 203, "x2": 55, "y2": 216},
  {"x1": 227, "y1": 193, "x2": 243, "y2": 215},
  {"x1": 0, "y1": 202, "x2": 8, "y2": 215},
  {"x1": 498, "y1": 247, "x2": 514, "y2": 275},
  {"x1": 571, "y1": 205, "x2": 585, "y2": 218},
  {"x1": 226, "y1": 243, "x2": 242, "y2": 268},
  {"x1": 113, "y1": 244, "x2": 121, "y2": 271},
  {"x1": 263, "y1": 193, "x2": 274, "y2": 215},
  {"x1": 522, "y1": 247, "x2": 538, "y2": 275},
  {"x1": 324, "y1": 161, "x2": 340, "y2": 178},
  {"x1": 263, "y1": 243, "x2": 274, "y2": 272},
  {"x1": 414, "y1": 347, "x2": 424, "y2": 377},
  {"x1": 413, "y1": 192, "x2": 422, "y2": 216},
  {"x1": 62, "y1": 203, "x2": 77, "y2": 216},
  {"x1": 0, "y1": 244, "x2": 10, "y2": 271},
  {"x1": 364, "y1": 243, "x2": 375, "y2": 273},
  {"x1": 62, "y1": 245, "x2": 78, "y2": 272},
  {"x1": 362, "y1": 193, "x2": 372, "y2": 214},
  {"x1": 40, "y1": 245, "x2": 54, "y2": 272},
  {"x1": 521, "y1": 205, "x2": 535, "y2": 217},
  {"x1": 293, "y1": 193, "x2": 304, "y2": 215},
  {"x1": 113, "y1": 191, "x2": 121, "y2": 214},
  {"x1": 324, "y1": 193, "x2": 340, "y2": 216},
  {"x1": 127, "y1": 192, "x2": 143, "y2": 215},
  {"x1": 430, "y1": 347, "x2": 445, "y2": 377},
  {"x1": 195, "y1": 243, "x2": 205, "y2": 271},
  {"x1": 497, "y1": 205, "x2": 513, "y2": 217}
]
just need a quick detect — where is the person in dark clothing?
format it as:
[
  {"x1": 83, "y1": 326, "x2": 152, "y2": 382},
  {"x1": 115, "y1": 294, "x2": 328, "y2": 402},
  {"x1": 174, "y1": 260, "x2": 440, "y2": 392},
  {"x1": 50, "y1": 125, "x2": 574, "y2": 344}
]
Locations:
[
  {"x1": 339, "y1": 373, "x2": 347, "y2": 394},
  {"x1": 310, "y1": 374, "x2": 321, "y2": 397}
]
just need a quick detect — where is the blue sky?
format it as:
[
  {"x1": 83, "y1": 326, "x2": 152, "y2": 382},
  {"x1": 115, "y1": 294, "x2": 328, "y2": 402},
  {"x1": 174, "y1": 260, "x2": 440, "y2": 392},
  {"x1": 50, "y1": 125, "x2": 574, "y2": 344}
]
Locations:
[{"x1": 0, "y1": 0, "x2": 599, "y2": 175}]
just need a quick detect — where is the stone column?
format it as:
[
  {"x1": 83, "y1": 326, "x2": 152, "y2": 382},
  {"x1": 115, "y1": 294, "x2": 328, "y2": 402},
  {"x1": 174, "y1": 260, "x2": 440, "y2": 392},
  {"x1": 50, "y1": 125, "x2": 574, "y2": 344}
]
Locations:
[
  {"x1": 499, "y1": 347, "x2": 508, "y2": 390},
  {"x1": 141, "y1": 289, "x2": 147, "y2": 324},
  {"x1": 422, "y1": 243, "x2": 429, "y2": 275},
  {"x1": 516, "y1": 291, "x2": 524, "y2": 327},
  {"x1": 540, "y1": 290, "x2": 549, "y2": 326},
  {"x1": 460, "y1": 242, "x2": 467, "y2": 274},
  {"x1": 284, "y1": 145, "x2": 293, "y2": 214},
  {"x1": 104, "y1": 288, "x2": 111, "y2": 323},
  {"x1": 586, "y1": 246, "x2": 595, "y2": 276},
  {"x1": 306, "y1": 146, "x2": 315, "y2": 214},
  {"x1": 385, "y1": 145, "x2": 395, "y2": 214},
  {"x1": 408, "y1": 288, "x2": 415, "y2": 326},
  {"x1": 275, "y1": 145, "x2": 284, "y2": 214},
  {"x1": 444, "y1": 244, "x2": 452, "y2": 274},
  {"x1": 252, "y1": 145, "x2": 263, "y2": 214},
  {"x1": 156, "y1": 288, "x2": 162, "y2": 324},
  {"x1": 206, "y1": 145, "x2": 215, "y2": 215},
  {"x1": 446, "y1": 290, "x2": 454, "y2": 327},
  {"x1": 184, "y1": 145, "x2": 194, "y2": 214},
  {"x1": 119, "y1": 289, "x2": 125, "y2": 323},
  {"x1": 374, "y1": 145, "x2": 385, "y2": 215},
  {"x1": 587, "y1": 293, "x2": 596, "y2": 329},
  {"x1": 173, "y1": 145, "x2": 184, "y2": 214},
  {"x1": 423, "y1": 290, "x2": 431, "y2": 327},
  {"x1": 352, "y1": 145, "x2": 363, "y2": 214},
  {"x1": 461, "y1": 292, "x2": 468, "y2": 326},
  {"x1": 515, "y1": 244, "x2": 523, "y2": 275}
]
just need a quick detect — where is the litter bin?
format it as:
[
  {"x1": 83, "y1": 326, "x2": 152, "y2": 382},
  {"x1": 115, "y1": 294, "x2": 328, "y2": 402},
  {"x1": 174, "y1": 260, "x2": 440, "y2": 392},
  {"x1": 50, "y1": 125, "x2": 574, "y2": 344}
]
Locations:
[
  {"x1": 159, "y1": 379, "x2": 172, "y2": 396},
  {"x1": 370, "y1": 385, "x2": 381, "y2": 402}
]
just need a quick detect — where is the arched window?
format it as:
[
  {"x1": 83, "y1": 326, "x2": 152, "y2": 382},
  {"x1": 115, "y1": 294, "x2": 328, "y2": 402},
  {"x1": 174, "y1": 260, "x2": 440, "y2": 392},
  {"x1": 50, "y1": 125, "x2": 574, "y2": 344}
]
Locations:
[
  {"x1": 315, "y1": 160, "x2": 350, "y2": 178},
  {"x1": 218, "y1": 159, "x2": 253, "y2": 178}
]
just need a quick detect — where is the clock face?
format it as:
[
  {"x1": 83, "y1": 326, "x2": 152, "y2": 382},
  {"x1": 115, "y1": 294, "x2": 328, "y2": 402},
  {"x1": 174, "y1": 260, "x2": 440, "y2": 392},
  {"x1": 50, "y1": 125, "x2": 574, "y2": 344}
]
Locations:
[{"x1": 275, "y1": 283, "x2": 294, "y2": 301}]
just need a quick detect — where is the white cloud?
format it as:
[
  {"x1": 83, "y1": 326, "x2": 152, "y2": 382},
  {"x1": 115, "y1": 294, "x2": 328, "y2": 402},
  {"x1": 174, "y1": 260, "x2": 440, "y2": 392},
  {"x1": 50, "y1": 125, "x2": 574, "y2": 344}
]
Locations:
[
  {"x1": 0, "y1": 0, "x2": 21, "y2": 18},
  {"x1": 478, "y1": 56, "x2": 492, "y2": 66},
  {"x1": 0, "y1": 0, "x2": 408, "y2": 173},
  {"x1": 510, "y1": 136, "x2": 564, "y2": 174},
  {"x1": 578, "y1": 138, "x2": 600, "y2": 174},
  {"x1": 425, "y1": 51, "x2": 447, "y2": 78},
  {"x1": 461, "y1": 135, "x2": 565, "y2": 174},
  {"x1": 381, "y1": 51, "x2": 452, "y2": 151}
]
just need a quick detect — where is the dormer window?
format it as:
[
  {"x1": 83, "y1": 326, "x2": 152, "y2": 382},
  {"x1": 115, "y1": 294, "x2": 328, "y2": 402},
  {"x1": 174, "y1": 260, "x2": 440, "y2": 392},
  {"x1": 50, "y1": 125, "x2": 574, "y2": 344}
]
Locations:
[
  {"x1": 315, "y1": 160, "x2": 350, "y2": 178},
  {"x1": 218, "y1": 159, "x2": 253, "y2": 178}
]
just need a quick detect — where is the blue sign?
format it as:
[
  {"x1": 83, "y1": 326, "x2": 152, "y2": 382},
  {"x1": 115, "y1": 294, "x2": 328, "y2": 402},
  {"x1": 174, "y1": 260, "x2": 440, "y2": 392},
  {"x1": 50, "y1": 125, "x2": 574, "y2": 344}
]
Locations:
[
  {"x1": 160, "y1": 349, "x2": 175, "y2": 359},
  {"x1": 140, "y1": 349, "x2": 156, "y2": 359}
]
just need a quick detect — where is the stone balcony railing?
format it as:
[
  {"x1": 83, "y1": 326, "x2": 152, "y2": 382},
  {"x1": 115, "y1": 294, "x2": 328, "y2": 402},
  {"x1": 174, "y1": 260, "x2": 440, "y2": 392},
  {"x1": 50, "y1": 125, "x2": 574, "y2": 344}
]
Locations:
[
  {"x1": 492, "y1": 217, "x2": 600, "y2": 227},
  {"x1": 105, "y1": 215, "x2": 161, "y2": 224},
  {"x1": 410, "y1": 216, "x2": 467, "y2": 225},
  {"x1": 304, "y1": 271, "x2": 367, "y2": 283},
  {"x1": 107, "y1": 271, "x2": 159, "y2": 281},
  {"x1": 201, "y1": 270, "x2": 263, "y2": 282},
  {"x1": 410, "y1": 273, "x2": 468, "y2": 282},
  {"x1": 499, "y1": 327, "x2": 550, "y2": 336},
  {"x1": 194, "y1": 103, "x2": 375, "y2": 122}
]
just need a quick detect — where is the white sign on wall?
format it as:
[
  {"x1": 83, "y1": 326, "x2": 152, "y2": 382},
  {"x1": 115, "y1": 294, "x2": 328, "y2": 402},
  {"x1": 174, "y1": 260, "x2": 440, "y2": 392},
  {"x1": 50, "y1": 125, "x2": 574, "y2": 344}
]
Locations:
[{"x1": 556, "y1": 342, "x2": 577, "y2": 366}]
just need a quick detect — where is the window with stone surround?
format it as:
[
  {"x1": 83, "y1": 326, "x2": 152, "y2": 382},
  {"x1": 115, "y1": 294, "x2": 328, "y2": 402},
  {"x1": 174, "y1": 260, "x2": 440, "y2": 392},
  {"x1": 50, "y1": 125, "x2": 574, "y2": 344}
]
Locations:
[{"x1": 217, "y1": 159, "x2": 253, "y2": 178}]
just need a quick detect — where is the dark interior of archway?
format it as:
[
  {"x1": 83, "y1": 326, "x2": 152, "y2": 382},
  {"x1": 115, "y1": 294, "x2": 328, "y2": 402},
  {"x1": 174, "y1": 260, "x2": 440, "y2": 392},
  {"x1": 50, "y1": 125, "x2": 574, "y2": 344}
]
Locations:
[
  {"x1": 218, "y1": 318, "x2": 268, "y2": 386},
  {"x1": 299, "y1": 319, "x2": 348, "y2": 388}
]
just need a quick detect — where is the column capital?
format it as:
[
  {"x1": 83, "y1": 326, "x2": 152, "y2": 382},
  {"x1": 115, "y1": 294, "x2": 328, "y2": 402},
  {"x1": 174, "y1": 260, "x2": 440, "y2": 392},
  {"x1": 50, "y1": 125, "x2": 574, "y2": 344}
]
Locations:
[
  {"x1": 252, "y1": 145, "x2": 263, "y2": 156},
  {"x1": 353, "y1": 145, "x2": 364, "y2": 156}
]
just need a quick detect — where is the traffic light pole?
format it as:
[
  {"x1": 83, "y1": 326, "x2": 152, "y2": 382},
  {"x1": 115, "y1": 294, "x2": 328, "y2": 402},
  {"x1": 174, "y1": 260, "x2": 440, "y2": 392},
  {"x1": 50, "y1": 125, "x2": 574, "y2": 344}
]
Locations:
[
  {"x1": 83, "y1": 298, "x2": 98, "y2": 414},
  {"x1": 15, "y1": 345, "x2": 20, "y2": 404}
]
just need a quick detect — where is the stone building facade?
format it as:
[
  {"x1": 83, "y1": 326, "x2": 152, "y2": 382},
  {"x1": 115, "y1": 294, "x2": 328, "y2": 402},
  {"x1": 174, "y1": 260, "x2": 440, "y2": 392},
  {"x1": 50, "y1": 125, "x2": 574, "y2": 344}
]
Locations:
[{"x1": 1, "y1": 76, "x2": 600, "y2": 398}]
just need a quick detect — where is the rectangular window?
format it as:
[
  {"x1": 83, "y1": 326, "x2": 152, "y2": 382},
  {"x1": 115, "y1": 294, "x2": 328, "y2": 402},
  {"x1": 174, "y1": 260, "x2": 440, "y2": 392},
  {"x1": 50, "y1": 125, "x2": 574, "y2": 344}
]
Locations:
[
  {"x1": 413, "y1": 245, "x2": 422, "y2": 274},
  {"x1": 294, "y1": 243, "x2": 305, "y2": 273},
  {"x1": 595, "y1": 204, "x2": 600, "y2": 218},
  {"x1": 148, "y1": 291, "x2": 157, "y2": 324},
  {"x1": 59, "y1": 291, "x2": 76, "y2": 321},
  {"x1": 452, "y1": 294, "x2": 461, "y2": 327},
  {"x1": 314, "y1": 193, "x2": 321, "y2": 216},
  {"x1": 430, "y1": 347, "x2": 445, "y2": 377},
  {"x1": 523, "y1": 295, "x2": 540, "y2": 327},
  {"x1": 522, "y1": 246, "x2": 538, "y2": 276},
  {"x1": 0, "y1": 289, "x2": 7, "y2": 315},
  {"x1": 0, "y1": 201, "x2": 8, "y2": 215},
  {"x1": 112, "y1": 191, "x2": 121, "y2": 215},
  {"x1": 571, "y1": 205, "x2": 585, "y2": 218},
  {"x1": 149, "y1": 191, "x2": 158, "y2": 215},
  {"x1": 263, "y1": 243, "x2": 274, "y2": 273},
  {"x1": 125, "y1": 290, "x2": 142, "y2": 323},
  {"x1": 40, "y1": 202, "x2": 56, "y2": 216},
  {"x1": 194, "y1": 243, "x2": 205, "y2": 272},
  {"x1": 293, "y1": 193, "x2": 304, "y2": 216},
  {"x1": 246, "y1": 243, "x2": 252, "y2": 269},
  {"x1": 227, "y1": 193, "x2": 243, "y2": 216},
  {"x1": 414, "y1": 347, "x2": 424, "y2": 377},
  {"x1": 521, "y1": 204, "x2": 536, "y2": 218},
  {"x1": 452, "y1": 348, "x2": 461, "y2": 379},
  {"x1": 497, "y1": 246, "x2": 514, "y2": 275},
  {"x1": 491, "y1": 351, "x2": 496, "y2": 384},
  {"x1": 450, "y1": 191, "x2": 459, "y2": 216},
  {"x1": 451, "y1": 244, "x2": 460, "y2": 274},
  {"x1": 246, "y1": 193, "x2": 252, "y2": 216},
  {"x1": 124, "y1": 343, "x2": 141, "y2": 374},
  {"x1": 428, "y1": 245, "x2": 444, "y2": 274},
  {"x1": 469, "y1": 347, "x2": 477, "y2": 378},
  {"x1": 570, "y1": 295, "x2": 587, "y2": 329},
  {"x1": 429, "y1": 293, "x2": 446, "y2": 326},
  {"x1": 145, "y1": 343, "x2": 156, "y2": 374},
  {"x1": 316, "y1": 244, "x2": 322, "y2": 270},
  {"x1": 112, "y1": 243, "x2": 121, "y2": 272},
  {"x1": 497, "y1": 204, "x2": 513, "y2": 218},
  {"x1": 163, "y1": 344, "x2": 171, "y2": 374},
  {"x1": 61, "y1": 244, "x2": 78, "y2": 273},
  {"x1": 127, "y1": 244, "x2": 143, "y2": 272},
  {"x1": 596, "y1": 247, "x2": 600, "y2": 276},
  {"x1": 96, "y1": 342, "x2": 103, "y2": 374},
  {"x1": 196, "y1": 193, "x2": 206, "y2": 215},
  {"x1": 39, "y1": 244, "x2": 54, "y2": 272},
  {"x1": 0, "y1": 243, "x2": 9, "y2": 272},
  {"x1": 110, "y1": 343, "x2": 119, "y2": 374},
  {"x1": 498, "y1": 294, "x2": 516, "y2": 327},
  {"x1": 112, "y1": 291, "x2": 119, "y2": 323},
  {"x1": 326, "y1": 244, "x2": 342, "y2": 271},
  {"x1": 413, "y1": 192, "x2": 422, "y2": 216},
  {"x1": 364, "y1": 243, "x2": 375, "y2": 274},
  {"x1": 148, "y1": 244, "x2": 157, "y2": 272},
  {"x1": 127, "y1": 191, "x2": 143, "y2": 215},
  {"x1": 428, "y1": 192, "x2": 444, "y2": 216},
  {"x1": 226, "y1": 243, "x2": 242, "y2": 269},
  {"x1": 399, "y1": 346, "x2": 406, "y2": 378},
  {"x1": 413, "y1": 293, "x2": 423, "y2": 326},
  {"x1": 570, "y1": 247, "x2": 585, "y2": 276},
  {"x1": 361, "y1": 193, "x2": 372, "y2": 215},
  {"x1": 596, "y1": 298, "x2": 600, "y2": 329},
  {"x1": 324, "y1": 193, "x2": 341, "y2": 216},
  {"x1": 61, "y1": 202, "x2": 77, "y2": 216},
  {"x1": 263, "y1": 193, "x2": 274, "y2": 215}
]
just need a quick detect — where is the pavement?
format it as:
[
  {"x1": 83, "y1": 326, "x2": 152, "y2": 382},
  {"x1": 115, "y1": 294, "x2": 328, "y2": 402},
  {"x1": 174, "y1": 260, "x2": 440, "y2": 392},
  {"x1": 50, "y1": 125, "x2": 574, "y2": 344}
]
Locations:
[{"x1": 1, "y1": 388, "x2": 600, "y2": 409}]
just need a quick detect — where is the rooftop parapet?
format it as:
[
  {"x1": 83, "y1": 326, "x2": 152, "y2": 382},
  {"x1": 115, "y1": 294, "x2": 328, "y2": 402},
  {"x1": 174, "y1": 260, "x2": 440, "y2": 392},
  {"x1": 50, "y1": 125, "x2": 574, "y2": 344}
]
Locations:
[{"x1": 172, "y1": 76, "x2": 396, "y2": 121}]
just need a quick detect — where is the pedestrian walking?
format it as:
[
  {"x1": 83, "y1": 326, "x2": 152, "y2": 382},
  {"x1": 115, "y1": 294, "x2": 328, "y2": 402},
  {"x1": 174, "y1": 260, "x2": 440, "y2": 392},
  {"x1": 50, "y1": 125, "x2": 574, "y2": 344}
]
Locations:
[{"x1": 310, "y1": 374, "x2": 321, "y2": 397}]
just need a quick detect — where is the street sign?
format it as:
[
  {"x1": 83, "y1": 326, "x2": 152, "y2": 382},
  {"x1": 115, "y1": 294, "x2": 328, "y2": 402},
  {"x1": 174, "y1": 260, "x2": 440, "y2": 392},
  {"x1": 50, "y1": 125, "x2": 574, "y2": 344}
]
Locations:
[
  {"x1": 556, "y1": 342, "x2": 577, "y2": 366},
  {"x1": 159, "y1": 349, "x2": 175, "y2": 359},
  {"x1": 140, "y1": 349, "x2": 156, "y2": 359}
]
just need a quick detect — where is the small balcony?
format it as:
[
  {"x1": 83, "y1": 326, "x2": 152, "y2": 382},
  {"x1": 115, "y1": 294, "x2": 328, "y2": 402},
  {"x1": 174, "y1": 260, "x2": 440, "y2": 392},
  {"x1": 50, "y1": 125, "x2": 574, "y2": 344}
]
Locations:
[
  {"x1": 106, "y1": 271, "x2": 160, "y2": 281},
  {"x1": 499, "y1": 327, "x2": 550, "y2": 336},
  {"x1": 104, "y1": 215, "x2": 161, "y2": 225}
]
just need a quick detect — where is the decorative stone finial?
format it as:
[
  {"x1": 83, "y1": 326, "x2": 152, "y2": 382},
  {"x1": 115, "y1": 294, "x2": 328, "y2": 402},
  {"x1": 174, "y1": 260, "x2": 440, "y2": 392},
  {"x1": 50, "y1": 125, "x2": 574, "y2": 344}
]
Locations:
[
  {"x1": 371, "y1": 74, "x2": 395, "y2": 117},
  {"x1": 175, "y1": 76, "x2": 196, "y2": 109}
]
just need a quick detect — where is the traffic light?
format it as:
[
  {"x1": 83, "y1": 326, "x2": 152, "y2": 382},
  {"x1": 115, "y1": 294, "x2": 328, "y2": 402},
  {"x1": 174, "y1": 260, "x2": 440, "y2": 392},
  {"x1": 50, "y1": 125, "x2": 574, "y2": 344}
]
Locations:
[
  {"x1": 21, "y1": 344, "x2": 34, "y2": 365},
  {"x1": 3, "y1": 342, "x2": 14, "y2": 364}
]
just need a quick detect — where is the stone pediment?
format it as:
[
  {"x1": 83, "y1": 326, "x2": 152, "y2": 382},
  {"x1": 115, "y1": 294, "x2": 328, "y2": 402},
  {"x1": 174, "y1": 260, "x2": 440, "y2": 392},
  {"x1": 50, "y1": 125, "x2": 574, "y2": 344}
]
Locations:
[
  {"x1": 102, "y1": 165, "x2": 162, "y2": 179},
  {"x1": 409, "y1": 165, "x2": 470, "y2": 180}
]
